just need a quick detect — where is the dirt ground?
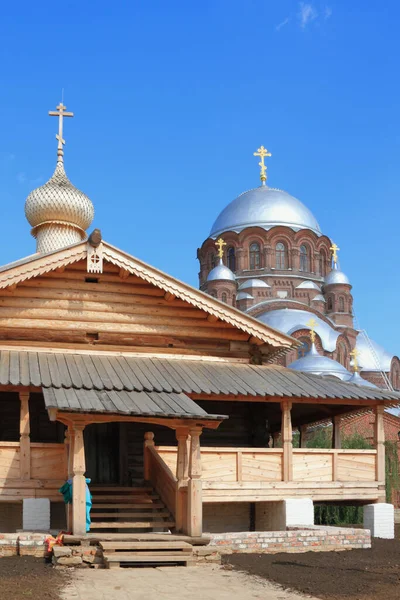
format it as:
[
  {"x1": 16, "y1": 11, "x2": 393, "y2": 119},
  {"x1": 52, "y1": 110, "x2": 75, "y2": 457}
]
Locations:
[
  {"x1": 224, "y1": 528, "x2": 400, "y2": 600},
  {"x1": 0, "y1": 556, "x2": 68, "y2": 600}
]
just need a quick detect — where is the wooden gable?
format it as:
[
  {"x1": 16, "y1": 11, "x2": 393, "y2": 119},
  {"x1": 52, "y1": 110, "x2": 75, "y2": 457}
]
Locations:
[{"x1": 0, "y1": 242, "x2": 297, "y2": 360}]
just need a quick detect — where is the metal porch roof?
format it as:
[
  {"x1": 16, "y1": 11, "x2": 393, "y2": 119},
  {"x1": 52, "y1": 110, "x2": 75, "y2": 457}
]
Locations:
[{"x1": 0, "y1": 350, "x2": 399, "y2": 402}]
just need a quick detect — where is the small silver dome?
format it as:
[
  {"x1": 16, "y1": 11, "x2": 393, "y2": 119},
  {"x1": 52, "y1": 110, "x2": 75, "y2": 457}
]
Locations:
[
  {"x1": 325, "y1": 264, "x2": 350, "y2": 285},
  {"x1": 236, "y1": 291, "x2": 254, "y2": 301},
  {"x1": 210, "y1": 185, "x2": 321, "y2": 237},
  {"x1": 347, "y1": 371, "x2": 377, "y2": 388},
  {"x1": 296, "y1": 281, "x2": 321, "y2": 290},
  {"x1": 312, "y1": 294, "x2": 326, "y2": 302},
  {"x1": 288, "y1": 343, "x2": 352, "y2": 380},
  {"x1": 207, "y1": 258, "x2": 236, "y2": 282},
  {"x1": 238, "y1": 278, "x2": 271, "y2": 290}
]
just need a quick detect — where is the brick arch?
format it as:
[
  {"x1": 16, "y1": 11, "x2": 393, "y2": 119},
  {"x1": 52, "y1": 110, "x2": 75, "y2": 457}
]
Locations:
[{"x1": 335, "y1": 334, "x2": 352, "y2": 369}]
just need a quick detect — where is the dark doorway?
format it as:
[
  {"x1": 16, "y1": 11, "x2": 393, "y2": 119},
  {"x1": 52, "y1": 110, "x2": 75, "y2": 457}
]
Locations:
[{"x1": 84, "y1": 423, "x2": 120, "y2": 484}]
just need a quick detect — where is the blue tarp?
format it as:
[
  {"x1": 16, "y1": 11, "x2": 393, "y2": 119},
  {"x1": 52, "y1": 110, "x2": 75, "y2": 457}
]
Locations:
[{"x1": 59, "y1": 478, "x2": 92, "y2": 532}]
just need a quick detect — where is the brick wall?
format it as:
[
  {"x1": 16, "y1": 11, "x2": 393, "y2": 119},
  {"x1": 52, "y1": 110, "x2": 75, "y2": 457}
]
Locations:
[
  {"x1": 209, "y1": 526, "x2": 371, "y2": 553},
  {"x1": 203, "y1": 503, "x2": 251, "y2": 533}
]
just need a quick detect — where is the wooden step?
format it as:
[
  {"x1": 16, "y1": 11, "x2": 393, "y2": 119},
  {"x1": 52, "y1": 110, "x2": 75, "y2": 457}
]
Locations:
[
  {"x1": 91, "y1": 495, "x2": 159, "y2": 502},
  {"x1": 90, "y1": 521, "x2": 175, "y2": 529},
  {"x1": 104, "y1": 553, "x2": 193, "y2": 568},
  {"x1": 91, "y1": 503, "x2": 165, "y2": 509},
  {"x1": 91, "y1": 487, "x2": 152, "y2": 493},
  {"x1": 91, "y1": 511, "x2": 171, "y2": 519},
  {"x1": 100, "y1": 541, "x2": 192, "y2": 551}
]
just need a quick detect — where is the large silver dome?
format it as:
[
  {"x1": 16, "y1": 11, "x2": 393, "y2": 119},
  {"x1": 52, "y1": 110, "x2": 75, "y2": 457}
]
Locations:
[{"x1": 210, "y1": 186, "x2": 321, "y2": 237}]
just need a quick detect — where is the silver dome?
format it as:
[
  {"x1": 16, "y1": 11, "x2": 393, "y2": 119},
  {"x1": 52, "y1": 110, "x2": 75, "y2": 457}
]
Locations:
[
  {"x1": 236, "y1": 291, "x2": 254, "y2": 301},
  {"x1": 296, "y1": 281, "x2": 321, "y2": 290},
  {"x1": 210, "y1": 186, "x2": 321, "y2": 237},
  {"x1": 312, "y1": 294, "x2": 326, "y2": 303},
  {"x1": 289, "y1": 343, "x2": 352, "y2": 380},
  {"x1": 356, "y1": 332, "x2": 394, "y2": 372},
  {"x1": 257, "y1": 308, "x2": 339, "y2": 352},
  {"x1": 347, "y1": 371, "x2": 377, "y2": 388},
  {"x1": 207, "y1": 259, "x2": 236, "y2": 282},
  {"x1": 238, "y1": 278, "x2": 271, "y2": 290},
  {"x1": 325, "y1": 264, "x2": 350, "y2": 285}
]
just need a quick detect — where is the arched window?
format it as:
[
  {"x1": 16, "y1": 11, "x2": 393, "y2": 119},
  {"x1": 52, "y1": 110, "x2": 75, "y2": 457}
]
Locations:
[
  {"x1": 338, "y1": 342, "x2": 347, "y2": 367},
  {"x1": 327, "y1": 296, "x2": 333, "y2": 311},
  {"x1": 227, "y1": 247, "x2": 236, "y2": 271},
  {"x1": 221, "y1": 292, "x2": 227, "y2": 304},
  {"x1": 276, "y1": 242, "x2": 287, "y2": 270},
  {"x1": 299, "y1": 245, "x2": 308, "y2": 272},
  {"x1": 210, "y1": 290, "x2": 217, "y2": 298},
  {"x1": 319, "y1": 250, "x2": 326, "y2": 276},
  {"x1": 338, "y1": 297, "x2": 345, "y2": 312},
  {"x1": 249, "y1": 243, "x2": 261, "y2": 270},
  {"x1": 297, "y1": 337, "x2": 310, "y2": 358},
  {"x1": 210, "y1": 253, "x2": 216, "y2": 269}
]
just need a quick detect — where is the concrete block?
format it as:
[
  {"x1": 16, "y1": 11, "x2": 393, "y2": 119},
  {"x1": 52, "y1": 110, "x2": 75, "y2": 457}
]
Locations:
[
  {"x1": 22, "y1": 498, "x2": 50, "y2": 531},
  {"x1": 284, "y1": 498, "x2": 314, "y2": 527},
  {"x1": 363, "y1": 503, "x2": 394, "y2": 539}
]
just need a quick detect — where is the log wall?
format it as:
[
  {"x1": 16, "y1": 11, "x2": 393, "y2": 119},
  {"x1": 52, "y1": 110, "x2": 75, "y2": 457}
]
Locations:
[{"x1": 0, "y1": 261, "x2": 253, "y2": 356}]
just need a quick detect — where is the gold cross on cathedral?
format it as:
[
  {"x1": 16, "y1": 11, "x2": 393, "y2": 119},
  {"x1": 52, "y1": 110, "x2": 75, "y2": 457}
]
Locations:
[
  {"x1": 215, "y1": 238, "x2": 227, "y2": 259},
  {"x1": 49, "y1": 102, "x2": 74, "y2": 161},
  {"x1": 330, "y1": 243, "x2": 340, "y2": 265},
  {"x1": 350, "y1": 348, "x2": 360, "y2": 373},
  {"x1": 306, "y1": 318, "x2": 318, "y2": 344},
  {"x1": 253, "y1": 145, "x2": 272, "y2": 184}
]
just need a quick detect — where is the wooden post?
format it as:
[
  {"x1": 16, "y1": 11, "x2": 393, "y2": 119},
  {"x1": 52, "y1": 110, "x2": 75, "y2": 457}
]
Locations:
[
  {"x1": 375, "y1": 405, "x2": 385, "y2": 487},
  {"x1": 332, "y1": 416, "x2": 342, "y2": 449},
  {"x1": 143, "y1": 432, "x2": 155, "y2": 482},
  {"x1": 19, "y1": 392, "x2": 30, "y2": 480},
  {"x1": 64, "y1": 428, "x2": 73, "y2": 531},
  {"x1": 299, "y1": 425, "x2": 308, "y2": 448},
  {"x1": 281, "y1": 401, "x2": 293, "y2": 482},
  {"x1": 236, "y1": 451, "x2": 243, "y2": 482},
  {"x1": 72, "y1": 425, "x2": 86, "y2": 536},
  {"x1": 188, "y1": 427, "x2": 202, "y2": 537},
  {"x1": 175, "y1": 428, "x2": 189, "y2": 533}
]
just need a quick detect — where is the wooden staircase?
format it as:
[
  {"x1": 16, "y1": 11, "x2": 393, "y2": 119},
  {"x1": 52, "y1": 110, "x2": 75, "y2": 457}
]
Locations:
[{"x1": 90, "y1": 486, "x2": 176, "y2": 533}]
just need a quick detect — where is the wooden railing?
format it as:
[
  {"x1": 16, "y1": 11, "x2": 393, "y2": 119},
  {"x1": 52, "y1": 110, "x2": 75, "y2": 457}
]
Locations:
[
  {"x1": 292, "y1": 449, "x2": 377, "y2": 483},
  {"x1": 156, "y1": 445, "x2": 378, "y2": 484},
  {"x1": 145, "y1": 442, "x2": 178, "y2": 518},
  {"x1": 0, "y1": 442, "x2": 67, "y2": 481}
]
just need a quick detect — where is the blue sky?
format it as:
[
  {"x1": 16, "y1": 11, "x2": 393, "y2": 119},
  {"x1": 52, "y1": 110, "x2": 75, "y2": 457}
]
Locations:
[{"x1": 0, "y1": 1, "x2": 399, "y2": 355}]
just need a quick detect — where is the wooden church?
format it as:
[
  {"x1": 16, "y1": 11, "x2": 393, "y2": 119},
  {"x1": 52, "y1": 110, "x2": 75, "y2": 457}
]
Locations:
[{"x1": 0, "y1": 104, "x2": 398, "y2": 549}]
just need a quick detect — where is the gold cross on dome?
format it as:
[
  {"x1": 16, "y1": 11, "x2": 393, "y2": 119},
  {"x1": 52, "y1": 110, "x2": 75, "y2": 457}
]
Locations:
[
  {"x1": 215, "y1": 237, "x2": 227, "y2": 259},
  {"x1": 253, "y1": 145, "x2": 272, "y2": 183},
  {"x1": 49, "y1": 102, "x2": 74, "y2": 161},
  {"x1": 330, "y1": 243, "x2": 340, "y2": 265},
  {"x1": 350, "y1": 348, "x2": 360, "y2": 373},
  {"x1": 306, "y1": 318, "x2": 318, "y2": 344}
]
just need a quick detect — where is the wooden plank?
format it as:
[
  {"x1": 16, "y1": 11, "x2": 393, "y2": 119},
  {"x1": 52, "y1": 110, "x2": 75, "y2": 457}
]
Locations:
[
  {"x1": 91, "y1": 512, "x2": 171, "y2": 518},
  {"x1": 100, "y1": 541, "x2": 192, "y2": 550},
  {"x1": 90, "y1": 521, "x2": 175, "y2": 528}
]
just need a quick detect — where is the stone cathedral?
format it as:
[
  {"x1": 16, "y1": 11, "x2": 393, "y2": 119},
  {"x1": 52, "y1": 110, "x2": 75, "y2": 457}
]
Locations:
[{"x1": 197, "y1": 146, "x2": 400, "y2": 391}]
